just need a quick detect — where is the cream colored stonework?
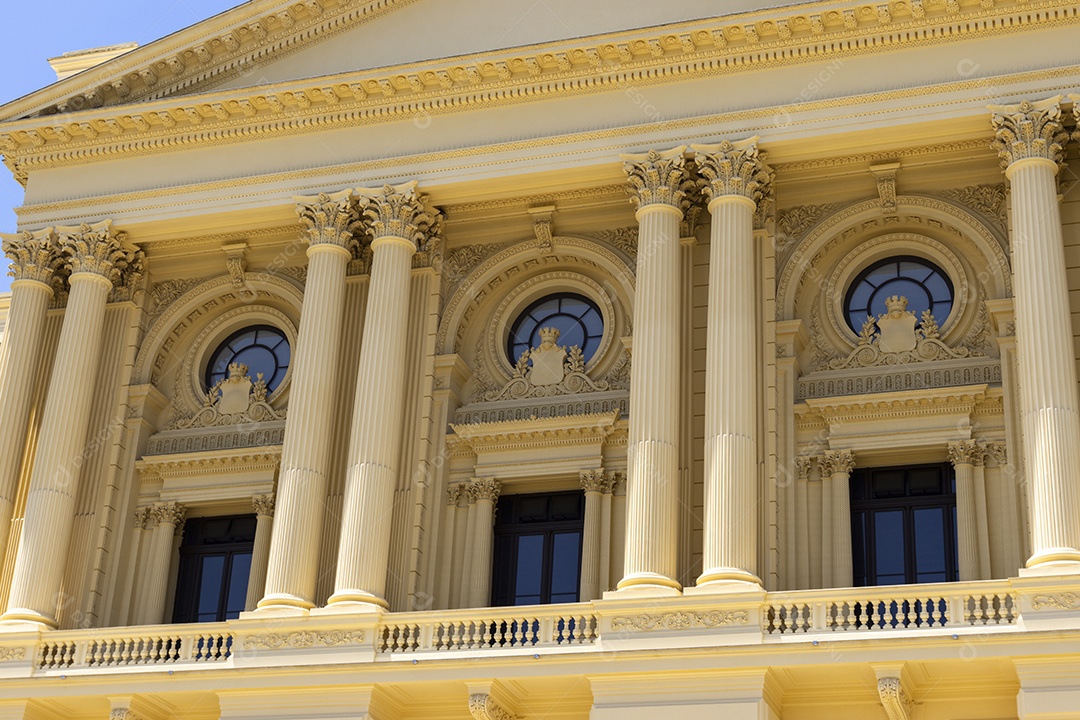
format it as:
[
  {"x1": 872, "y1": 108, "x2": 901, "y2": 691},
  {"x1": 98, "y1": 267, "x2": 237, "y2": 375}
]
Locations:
[{"x1": 0, "y1": 0, "x2": 1079, "y2": 717}]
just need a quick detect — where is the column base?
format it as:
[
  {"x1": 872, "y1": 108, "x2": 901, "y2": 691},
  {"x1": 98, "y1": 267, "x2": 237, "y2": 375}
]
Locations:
[
  {"x1": 242, "y1": 594, "x2": 314, "y2": 619},
  {"x1": 692, "y1": 567, "x2": 763, "y2": 592},
  {"x1": 607, "y1": 573, "x2": 682, "y2": 599},
  {"x1": 0, "y1": 608, "x2": 56, "y2": 631},
  {"x1": 318, "y1": 590, "x2": 389, "y2": 613},
  {"x1": 1020, "y1": 551, "x2": 1080, "y2": 577}
]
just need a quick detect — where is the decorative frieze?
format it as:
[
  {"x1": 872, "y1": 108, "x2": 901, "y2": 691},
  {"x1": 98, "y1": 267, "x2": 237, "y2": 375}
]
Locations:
[
  {"x1": 622, "y1": 146, "x2": 691, "y2": 209},
  {"x1": 798, "y1": 357, "x2": 1001, "y2": 400},
  {"x1": 990, "y1": 96, "x2": 1068, "y2": 169},
  {"x1": 1031, "y1": 593, "x2": 1080, "y2": 610},
  {"x1": 611, "y1": 610, "x2": 750, "y2": 631},
  {"x1": 243, "y1": 630, "x2": 366, "y2": 650}
]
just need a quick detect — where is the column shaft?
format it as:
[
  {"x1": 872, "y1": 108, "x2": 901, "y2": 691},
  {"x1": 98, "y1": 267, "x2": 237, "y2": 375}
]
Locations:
[
  {"x1": 3, "y1": 272, "x2": 113, "y2": 625},
  {"x1": 141, "y1": 502, "x2": 186, "y2": 625},
  {"x1": 259, "y1": 193, "x2": 354, "y2": 612},
  {"x1": 823, "y1": 451, "x2": 855, "y2": 588},
  {"x1": 466, "y1": 479, "x2": 500, "y2": 607},
  {"x1": 246, "y1": 495, "x2": 275, "y2": 612},
  {"x1": 991, "y1": 98, "x2": 1080, "y2": 569},
  {"x1": 0, "y1": 277, "x2": 53, "y2": 564},
  {"x1": 579, "y1": 470, "x2": 604, "y2": 602}
]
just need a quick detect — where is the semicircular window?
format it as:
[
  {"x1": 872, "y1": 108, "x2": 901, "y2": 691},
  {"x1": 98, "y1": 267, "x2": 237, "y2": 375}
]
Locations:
[
  {"x1": 507, "y1": 293, "x2": 604, "y2": 365},
  {"x1": 844, "y1": 256, "x2": 954, "y2": 333},
  {"x1": 205, "y1": 325, "x2": 291, "y2": 392}
]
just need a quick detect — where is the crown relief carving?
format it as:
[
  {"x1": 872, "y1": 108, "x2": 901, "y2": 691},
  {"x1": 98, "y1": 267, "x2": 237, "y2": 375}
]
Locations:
[
  {"x1": 825, "y1": 295, "x2": 978, "y2": 371},
  {"x1": 484, "y1": 327, "x2": 610, "y2": 402},
  {"x1": 169, "y1": 362, "x2": 286, "y2": 430}
]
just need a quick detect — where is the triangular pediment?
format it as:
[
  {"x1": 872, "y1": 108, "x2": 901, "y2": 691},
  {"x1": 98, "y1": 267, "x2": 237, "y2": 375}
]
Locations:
[{"x1": 0, "y1": 0, "x2": 796, "y2": 121}]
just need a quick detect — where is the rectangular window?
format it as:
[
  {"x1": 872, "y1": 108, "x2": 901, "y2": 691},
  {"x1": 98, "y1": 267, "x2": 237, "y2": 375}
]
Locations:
[
  {"x1": 173, "y1": 514, "x2": 256, "y2": 624},
  {"x1": 850, "y1": 464, "x2": 957, "y2": 587},
  {"x1": 491, "y1": 491, "x2": 584, "y2": 607}
]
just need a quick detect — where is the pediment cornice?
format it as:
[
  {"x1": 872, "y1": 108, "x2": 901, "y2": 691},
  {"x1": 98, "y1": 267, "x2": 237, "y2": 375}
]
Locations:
[{"x1": 2, "y1": 0, "x2": 1078, "y2": 184}]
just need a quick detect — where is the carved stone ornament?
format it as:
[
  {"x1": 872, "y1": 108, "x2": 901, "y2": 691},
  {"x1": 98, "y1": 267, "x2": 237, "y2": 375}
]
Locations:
[
  {"x1": 1031, "y1": 593, "x2": 1080, "y2": 610},
  {"x1": 947, "y1": 440, "x2": 987, "y2": 467},
  {"x1": 580, "y1": 468, "x2": 618, "y2": 494},
  {"x1": 467, "y1": 477, "x2": 502, "y2": 504},
  {"x1": 611, "y1": 610, "x2": 750, "y2": 631},
  {"x1": 252, "y1": 493, "x2": 276, "y2": 517},
  {"x1": 243, "y1": 629, "x2": 365, "y2": 650},
  {"x1": 877, "y1": 677, "x2": 914, "y2": 720},
  {"x1": 169, "y1": 362, "x2": 286, "y2": 429},
  {"x1": 826, "y1": 296, "x2": 976, "y2": 370},
  {"x1": 0, "y1": 227, "x2": 65, "y2": 288},
  {"x1": 796, "y1": 455, "x2": 815, "y2": 480},
  {"x1": 355, "y1": 181, "x2": 442, "y2": 252},
  {"x1": 0, "y1": 647, "x2": 26, "y2": 662},
  {"x1": 486, "y1": 327, "x2": 609, "y2": 401},
  {"x1": 468, "y1": 694, "x2": 516, "y2": 720},
  {"x1": 821, "y1": 449, "x2": 855, "y2": 476},
  {"x1": 990, "y1": 96, "x2": 1069, "y2": 170},
  {"x1": 589, "y1": 226, "x2": 638, "y2": 258},
  {"x1": 151, "y1": 501, "x2": 187, "y2": 528},
  {"x1": 529, "y1": 205, "x2": 555, "y2": 255},
  {"x1": 133, "y1": 506, "x2": 152, "y2": 530},
  {"x1": 446, "y1": 484, "x2": 464, "y2": 506},
  {"x1": 870, "y1": 161, "x2": 900, "y2": 213},
  {"x1": 692, "y1": 136, "x2": 773, "y2": 206},
  {"x1": 222, "y1": 242, "x2": 250, "y2": 297},
  {"x1": 109, "y1": 709, "x2": 138, "y2": 720},
  {"x1": 938, "y1": 184, "x2": 1007, "y2": 232},
  {"x1": 294, "y1": 188, "x2": 360, "y2": 249},
  {"x1": 57, "y1": 220, "x2": 140, "y2": 287},
  {"x1": 622, "y1": 146, "x2": 691, "y2": 209}
]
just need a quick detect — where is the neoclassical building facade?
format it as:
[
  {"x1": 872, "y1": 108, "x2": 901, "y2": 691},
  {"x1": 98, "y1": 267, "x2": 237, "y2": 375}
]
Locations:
[{"x1": 1, "y1": 0, "x2": 1080, "y2": 718}]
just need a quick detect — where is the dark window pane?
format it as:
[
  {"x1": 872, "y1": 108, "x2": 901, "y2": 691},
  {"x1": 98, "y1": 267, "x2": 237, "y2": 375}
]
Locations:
[
  {"x1": 852, "y1": 512, "x2": 867, "y2": 587},
  {"x1": 551, "y1": 532, "x2": 581, "y2": 599},
  {"x1": 874, "y1": 510, "x2": 906, "y2": 585},
  {"x1": 205, "y1": 325, "x2": 291, "y2": 393},
  {"x1": 506, "y1": 293, "x2": 605, "y2": 363},
  {"x1": 872, "y1": 471, "x2": 905, "y2": 499},
  {"x1": 514, "y1": 535, "x2": 545, "y2": 604},
  {"x1": 517, "y1": 496, "x2": 549, "y2": 523},
  {"x1": 197, "y1": 555, "x2": 225, "y2": 622},
  {"x1": 913, "y1": 508, "x2": 948, "y2": 583},
  {"x1": 549, "y1": 494, "x2": 582, "y2": 521},
  {"x1": 844, "y1": 256, "x2": 953, "y2": 333},
  {"x1": 908, "y1": 467, "x2": 943, "y2": 496},
  {"x1": 225, "y1": 553, "x2": 252, "y2": 620}
]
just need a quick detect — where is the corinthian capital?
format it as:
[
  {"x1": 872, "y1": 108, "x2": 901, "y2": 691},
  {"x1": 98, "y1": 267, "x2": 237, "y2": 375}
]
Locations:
[
  {"x1": 151, "y1": 501, "x2": 187, "y2": 528},
  {"x1": 56, "y1": 220, "x2": 135, "y2": 284},
  {"x1": 947, "y1": 440, "x2": 985, "y2": 467},
  {"x1": 252, "y1": 493, "x2": 276, "y2": 517},
  {"x1": 1, "y1": 227, "x2": 64, "y2": 287},
  {"x1": 354, "y1": 181, "x2": 442, "y2": 250},
  {"x1": 821, "y1": 449, "x2": 855, "y2": 476},
  {"x1": 294, "y1": 188, "x2": 359, "y2": 250},
  {"x1": 989, "y1": 96, "x2": 1069, "y2": 170},
  {"x1": 621, "y1": 145, "x2": 691, "y2": 209},
  {"x1": 467, "y1": 477, "x2": 502, "y2": 503},
  {"x1": 692, "y1": 136, "x2": 773, "y2": 205}
]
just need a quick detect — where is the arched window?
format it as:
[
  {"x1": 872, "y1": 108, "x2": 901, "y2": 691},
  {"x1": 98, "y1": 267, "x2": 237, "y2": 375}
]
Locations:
[
  {"x1": 506, "y1": 293, "x2": 604, "y2": 364},
  {"x1": 844, "y1": 256, "x2": 954, "y2": 332},
  {"x1": 205, "y1": 325, "x2": 291, "y2": 392}
]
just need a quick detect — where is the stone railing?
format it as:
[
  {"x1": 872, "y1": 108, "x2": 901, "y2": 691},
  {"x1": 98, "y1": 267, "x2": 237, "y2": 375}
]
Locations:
[
  {"x1": 4, "y1": 579, "x2": 1068, "y2": 677},
  {"x1": 378, "y1": 604, "x2": 599, "y2": 656},
  {"x1": 763, "y1": 581, "x2": 1016, "y2": 636},
  {"x1": 36, "y1": 624, "x2": 232, "y2": 671}
]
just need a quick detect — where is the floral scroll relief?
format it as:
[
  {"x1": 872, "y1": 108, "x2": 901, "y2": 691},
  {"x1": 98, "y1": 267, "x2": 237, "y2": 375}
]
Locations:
[
  {"x1": 485, "y1": 327, "x2": 609, "y2": 401},
  {"x1": 825, "y1": 295, "x2": 978, "y2": 371},
  {"x1": 170, "y1": 362, "x2": 286, "y2": 429}
]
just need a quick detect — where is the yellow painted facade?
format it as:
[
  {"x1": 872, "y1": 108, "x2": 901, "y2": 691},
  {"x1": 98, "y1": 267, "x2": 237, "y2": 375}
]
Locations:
[{"x1": 0, "y1": 1, "x2": 1080, "y2": 718}]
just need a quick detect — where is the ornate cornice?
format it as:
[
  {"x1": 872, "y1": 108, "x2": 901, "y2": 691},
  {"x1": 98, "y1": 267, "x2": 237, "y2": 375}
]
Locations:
[
  {"x1": 0, "y1": 227, "x2": 64, "y2": 288},
  {"x1": 622, "y1": 146, "x2": 691, "y2": 209},
  {"x1": 5, "y1": 0, "x2": 1080, "y2": 182},
  {"x1": 693, "y1": 137, "x2": 773, "y2": 205},
  {"x1": 989, "y1": 95, "x2": 1069, "y2": 170},
  {"x1": 294, "y1": 188, "x2": 360, "y2": 250},
  {"x1": 136, "y1": 448, "x2": 283, "y2": 478},
  {"x1": 450, "y1": 410, "x2": 622, "y2": 454}
]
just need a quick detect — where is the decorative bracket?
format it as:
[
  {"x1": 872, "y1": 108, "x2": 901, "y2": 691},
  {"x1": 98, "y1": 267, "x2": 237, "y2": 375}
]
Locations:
[
  {"x1": 222, "y1": 242, "x2": 250, "y2": 296},
  {"x1": 872, "y1": 663, "x2": 914, "y2": 720},
  {"x1": 870, "y1": 161, "x2": 901, "y2": 213},
  {"x1": 528, "y1": 204, "x2": 556, "y2": 255}
]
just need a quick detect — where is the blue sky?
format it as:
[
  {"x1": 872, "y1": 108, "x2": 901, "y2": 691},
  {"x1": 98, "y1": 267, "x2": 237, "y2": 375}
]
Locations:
[{"x1": 0, "y1": 0, "x2": 242, "y2": 293}]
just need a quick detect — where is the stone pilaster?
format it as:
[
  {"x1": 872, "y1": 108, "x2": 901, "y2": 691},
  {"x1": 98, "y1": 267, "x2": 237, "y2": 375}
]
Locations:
[
  {"x1": 436, "y1": 484, "x2": 464, "y2": 609},
  {"x1": 258, "y1": 189, "x2": 357, "y2": 613},
  {"x1": 615, "y1": 146, "x2": 689, "y2": 595},
  {"x1": 1, "y1": 220, "x2": 137, "y2": 627},
  {"x1": 246, "y1": 493, "x2": 276, "y2": 612},
  {"x1": 328, "y1": 182, "x2": 441, "y2": 611},
  {"x1": 466, "y1": 478, "x2": 501, "y2": 608},
  {"x1": 821, "y1": 449, "x2": 855, "y2": 588},
  {"x1": 690, "y1": 137, "x2": 773, "y2": 590},
  {"x1": 794, "y1": 456, "x2": 813, "y2": 590},
  {"x1": 990, "y1": 96, "x2": 1080, "y2": 571},
  {"x1": 0, "y1": 229, "x2": 63, "y2": 571},
  {"x1": 579, "y1": 469, "x2": 606, "y2": 602},
  {"x1": 141, "y1": 501, "x2": 187, "y2": 625}
]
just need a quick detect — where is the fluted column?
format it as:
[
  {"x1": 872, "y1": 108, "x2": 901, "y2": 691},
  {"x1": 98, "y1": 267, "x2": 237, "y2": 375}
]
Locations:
[
  {"x1": 258, "y1": 190, "x2": 357, "y2": 613},
  {"x1": 2, "y1": 221, "x2": 136, "y2": 627},
  {"x1": 0, "y1": 229, "x2": 63, "y2": 568},
  {"x1": 616, "y1": 147, "x2": 689, "y2": 595},
  {"x1": 246, "y1": 494, "x2": 275, "y2": 612},
  {"x1": 328, "y1": 182, "x2": 440, "y2": 610},
  {"x1": 949, "y1": 441, "x2": 983, "y2": 582},
  {"x1": 579, "y1": 469, "x2": 605, "y2": 602},
  {"x1": 466, "y1": 478, "x2": 501, "y2": 608},
  {"x1": 691, "y1": 137, "x2": 773, "y2": 589},
  {"x1": 821, "y1": 450, "x2": 855, "y2": 588},
  {"x1": 795, "y1": 456, "x2": 813, "y2": 590},
  {"x1": 990, "y1": 96, "x2": 1080, "y2": 570},
  {"x1": 972, "y1": 446, "x2": 992, "y2": 579},
  {"x1": 436, "y1": 484, "x2": 464, "y2": 609},
  {"x1": 141, "y1": 502, "x2": 187, "y2": 625}
]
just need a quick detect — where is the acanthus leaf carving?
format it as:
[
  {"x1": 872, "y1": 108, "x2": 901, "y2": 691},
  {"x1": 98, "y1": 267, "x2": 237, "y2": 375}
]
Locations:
[
  {"x1": 692, "y1": 136, "x2": 773, "y2": 205},
  {"x1": 990, "y1": 96, "x2": 1069, "y2": 170},
  {"x1": 877, "y1": 677, "x2": 914, "y2": 720},
  {"x1": 622, "y1": 146, "x2": 691, "y2": 209},
  {"x1": 243, "y1": 629, "x2": 365, "y2": 650},
  {"x1": 468, "y1": 694, "x2": 516, "y2": 720},
  {"x1": 611, "y1": 610, "x2": 750, "y2": 631},
  {"x1": 0, "y1": 227, "x2": 65, "y2": 288},
  {"x1": 1031, "y1": 593, "x2": 1080, "y2": 610},
  {"x1": 939, "y1": 184, "x2": 1007, "y2": 233}
]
